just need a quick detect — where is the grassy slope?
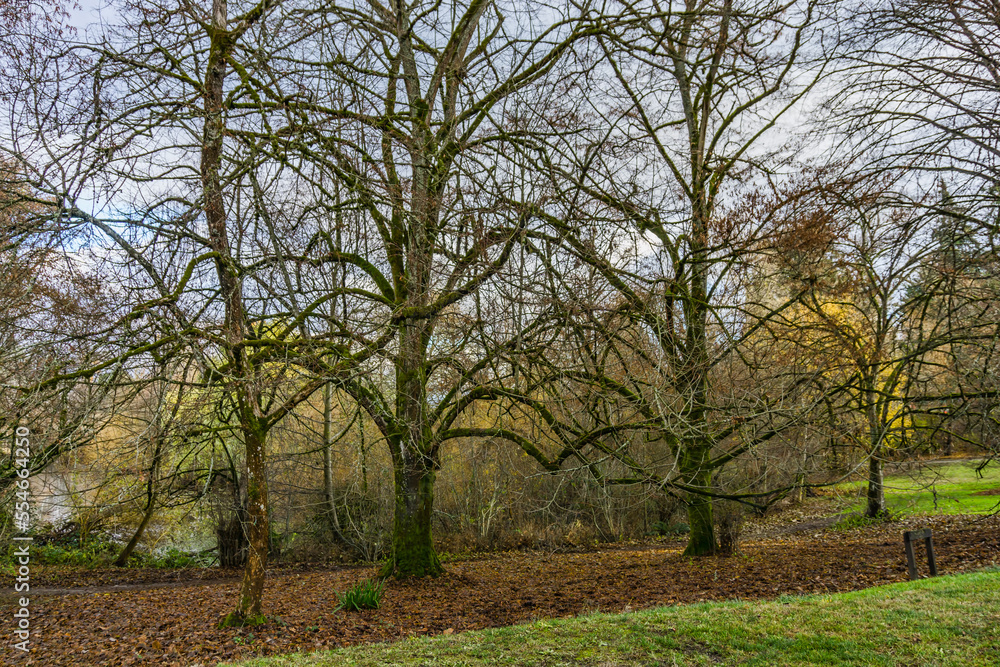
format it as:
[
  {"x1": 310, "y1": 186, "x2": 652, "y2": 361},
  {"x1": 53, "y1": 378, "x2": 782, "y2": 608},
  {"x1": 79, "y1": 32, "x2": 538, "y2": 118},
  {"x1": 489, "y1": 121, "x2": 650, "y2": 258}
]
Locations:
[
  {"x1": 228, "y1": 568, "x2": 1000, "y2": 667},
  {"x1": 839, "y1": 460, "x2": 1000, "y2": 516}
]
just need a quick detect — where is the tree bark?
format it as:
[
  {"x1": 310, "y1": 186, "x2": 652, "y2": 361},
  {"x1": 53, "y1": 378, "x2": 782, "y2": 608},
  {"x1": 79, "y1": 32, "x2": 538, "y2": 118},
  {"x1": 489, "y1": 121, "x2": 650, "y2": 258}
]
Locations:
[
  {"x1": 382, "y1": 314, "x2": 444, "y2": 577},
  {"x1": 114, "y1": 479, "x2": 158, "y2": 567},
  {"x1": 200, "y1": 0, "x2": 271, "y2": 625},
  {"x1": 115, "y1": 429, "x2": 164, "y2": 567},
  {"x1": 234, "y1": 420, "x2": 269, "y2": 620},
  {"x1": 680, "y1": 444, "x2": 718, "y2": 556},
  {"x1": 865, "y1": 447, "x2": 886, "y2": 518},
  {"x1": 386, "y1": 457, "x2": 442, "y2": 577}
]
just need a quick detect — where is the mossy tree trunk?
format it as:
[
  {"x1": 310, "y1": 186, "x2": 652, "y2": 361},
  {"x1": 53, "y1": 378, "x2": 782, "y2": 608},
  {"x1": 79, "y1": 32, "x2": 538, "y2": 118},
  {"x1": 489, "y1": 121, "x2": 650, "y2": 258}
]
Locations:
[
  {"x1": 680, "y1": 444, "x2": 718, "y2": 557},
  {"x1": 383, "y1": 295, "x2": 444, "y2": 577},
  {"x1": 387, "y1": 457, "x2": 442, "y2": 577},
  {"x1": 200, "y1": 0, "x2": 275, "y2": 625},
  {"x1": 234, "y1": 420, "x2": 269, "y2": 620}
]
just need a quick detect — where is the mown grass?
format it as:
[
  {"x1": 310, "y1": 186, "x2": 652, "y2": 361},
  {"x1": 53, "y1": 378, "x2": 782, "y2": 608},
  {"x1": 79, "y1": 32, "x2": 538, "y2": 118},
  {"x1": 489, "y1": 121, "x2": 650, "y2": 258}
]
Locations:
[
  {"x1": 227, "y1": 568, "x2": 1000, "y2": 666},
  {"x1": 838, "y1": 460, "x2": 1000, "y2": 516}
]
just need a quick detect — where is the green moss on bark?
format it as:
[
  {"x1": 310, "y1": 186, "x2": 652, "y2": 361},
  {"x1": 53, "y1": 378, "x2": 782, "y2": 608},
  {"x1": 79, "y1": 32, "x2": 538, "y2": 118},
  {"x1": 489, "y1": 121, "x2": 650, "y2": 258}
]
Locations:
[
  {"x1": 680, "y1": 447, "x2": 718, "y2": 557},
  {"x1": 682, "y1": 492, "x2": 718, "y2": 557},
  {"x1": 384, "y1": 463, "x2": 443, "y2": 578},
  {"x1": 217, "y1": 611, "x2": 267, "y2": 629}
]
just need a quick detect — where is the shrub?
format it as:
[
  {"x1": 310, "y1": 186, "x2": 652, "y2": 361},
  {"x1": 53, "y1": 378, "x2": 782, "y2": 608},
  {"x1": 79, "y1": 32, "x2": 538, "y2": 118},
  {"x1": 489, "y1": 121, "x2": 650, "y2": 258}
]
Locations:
[
  {"x1": 648, "y1": 521, "x2": 690, "y2": 536},
  {"x1": 32, "y1": 541, "x2": 111, "y2": 567},
  {"x1": 335, "y1": 578, "x2": 386, "y2": 611},
  {"x1": 9, "y1": 526, "x2": 121, "y2": 568},
  {"x1": 715, "y1": 501, "x2": 746, "y2": 556},
  {"x1": 138, "y1": 547, "x2": 214, "y2": 569}
]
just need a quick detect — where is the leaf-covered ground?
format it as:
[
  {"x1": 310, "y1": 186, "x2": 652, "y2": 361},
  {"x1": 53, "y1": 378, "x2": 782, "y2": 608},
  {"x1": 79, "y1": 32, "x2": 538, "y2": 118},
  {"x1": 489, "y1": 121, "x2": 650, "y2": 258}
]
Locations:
[{"x1": 3, "y1": 514, "x2": 998, "y2": 666}]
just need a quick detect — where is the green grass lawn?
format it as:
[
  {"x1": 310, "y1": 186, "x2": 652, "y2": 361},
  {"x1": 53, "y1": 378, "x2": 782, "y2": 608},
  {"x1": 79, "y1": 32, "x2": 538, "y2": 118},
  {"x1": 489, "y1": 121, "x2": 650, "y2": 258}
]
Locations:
[
  {"x1": 838, "y1": 459, "x2": 1000, "y2": 516},
  {"x1": 226, "y1": 568, "x2": 1000, "y2": 667}
]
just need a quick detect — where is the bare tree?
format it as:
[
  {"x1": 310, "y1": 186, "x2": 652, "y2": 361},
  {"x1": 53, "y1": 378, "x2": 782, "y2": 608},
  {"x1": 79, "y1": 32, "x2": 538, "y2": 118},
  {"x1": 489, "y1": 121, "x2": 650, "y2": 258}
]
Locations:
[
  {"x1": 5, "y1": 0, "x2": 356, "y2": 624},
  {"x1": 773, "y1": 178, "x2": 999, "y2": 517},
  {"x1": 239, "y1": 0, "x2": 601, "y2": 577},
  {"x1": 529, "y1": 0, "x2": 832, "y2": 555}
]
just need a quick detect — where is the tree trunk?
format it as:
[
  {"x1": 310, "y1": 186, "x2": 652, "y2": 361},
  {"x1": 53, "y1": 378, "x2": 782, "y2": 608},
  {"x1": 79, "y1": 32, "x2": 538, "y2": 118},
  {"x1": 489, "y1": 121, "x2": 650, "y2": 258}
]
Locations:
[
  {"x1": 115, "y1": 433, "x2": 164, "y2": 567},
  {"x1": 114, "y1": 491, "x2": 156, "y2": 567},
  {"x1": 199, "y1": 0, "x2": 272, "y2": 626},
  {"x1": 229, "y1": 422, "x2": 269, "y2": 623},
  {"x1": 381, "y1": 310, "x2": 443, "y2": 579},
  {"x1": 681, "y1": 444, "x2": 717, "y2": 557},
  {"x1": 865, "y1": 450, "x2": 886, "y2": 518},
  {"x1": 865, "y1": 395, "x2": 887, "y2": 519},
  {"x1": 385, "y1": 460, "x2": 442, "y2": 577},
  {"x1": 385, "y1": 215, "x2": 443, "y2": 577},
  {"x1": 323, "y1": 382, "x2": 337, "y2": 519},
  {"x1": 679, "y1": 185, "x2": 715, "y2": 556}
]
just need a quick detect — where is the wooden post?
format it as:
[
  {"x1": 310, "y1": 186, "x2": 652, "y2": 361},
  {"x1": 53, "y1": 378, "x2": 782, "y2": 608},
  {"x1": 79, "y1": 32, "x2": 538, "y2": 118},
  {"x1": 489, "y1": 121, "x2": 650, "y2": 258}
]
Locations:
[
  {"x1": 925, "y1": 531, "x2": 938, "y2": 576},
  {"x1": 903, "y1": 528, "x2": 937, "y2": 580},
  {"x1": 904, "y1": 530, "x2": 918, "y2": 580}
]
